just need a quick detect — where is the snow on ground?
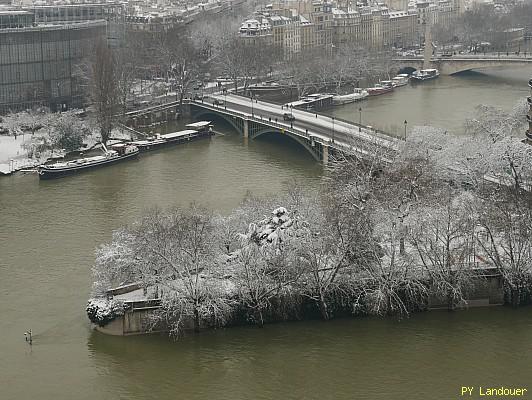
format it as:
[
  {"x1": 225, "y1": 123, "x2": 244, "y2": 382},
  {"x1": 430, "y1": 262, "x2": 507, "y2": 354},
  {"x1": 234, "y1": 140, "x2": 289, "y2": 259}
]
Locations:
[
  {"x1": 0, "y1": 129, "x2": 119, "y2": 175},
  {"x1": 114, "y1": 288, "x2": 152, "y2": 302},
  {"x1": 0, "y1": 134, "x2": 40, "y2": 175},
  {"x1": 0, "y1": 134, "x2": 25, "y2": 162}
]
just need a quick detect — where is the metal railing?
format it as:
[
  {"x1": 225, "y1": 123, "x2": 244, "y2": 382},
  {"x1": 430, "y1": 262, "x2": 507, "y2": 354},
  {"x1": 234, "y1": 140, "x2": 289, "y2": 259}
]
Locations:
[{"x1": 188, "y1": 99, "x2": 395, "y2": 160}]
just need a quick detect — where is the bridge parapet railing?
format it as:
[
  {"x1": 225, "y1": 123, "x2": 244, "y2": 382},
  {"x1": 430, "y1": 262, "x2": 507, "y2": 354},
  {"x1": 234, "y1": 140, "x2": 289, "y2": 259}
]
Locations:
[
  {"x1": 189, "y1": 99, "x2": 333, "y2": 145},
  {"x1": 189, "y1": 100, "x2": 395, "y2": 158},
  {"x1": 226, "y1": 93, "x2": 394, "y2": 142},
  {"x1": 122, "y1": 100, "x2": 181, "y2": 118}
]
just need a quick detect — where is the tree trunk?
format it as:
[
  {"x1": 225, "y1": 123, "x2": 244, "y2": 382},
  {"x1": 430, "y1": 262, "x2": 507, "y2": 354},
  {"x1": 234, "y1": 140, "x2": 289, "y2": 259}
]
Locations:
[
  {"x1": 255, "y1": 309, "x2": 264, "y2": 327},
  {"x1": 447, "y1": 291, "x2": 455, "y2": 311},
  {"x1": 318, "y1": 294, "x2": 330, "y2": 320},
  {"x1": 511, "y1": 287, "x2": 521, "y2": 308},
  {"x1": 193, "y1": 308, "x2": 200, "y2": 333}
]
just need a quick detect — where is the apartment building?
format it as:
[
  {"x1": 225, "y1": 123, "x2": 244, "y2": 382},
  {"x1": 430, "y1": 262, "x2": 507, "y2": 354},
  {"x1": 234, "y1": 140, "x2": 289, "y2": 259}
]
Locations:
[{"x1": 239, "y1": 0, "x2": 459, "y2": 57}]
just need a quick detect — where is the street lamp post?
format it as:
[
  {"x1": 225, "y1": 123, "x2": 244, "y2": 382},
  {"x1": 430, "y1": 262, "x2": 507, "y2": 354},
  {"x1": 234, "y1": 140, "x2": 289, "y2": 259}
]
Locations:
[
  {"x1": 358, "y1": 107, "x2": 362, "y2": 132},
  {"x1": 332, "y1": 116, "x2": 335, "y2": 143},
  {"x1": 404, "y1": 119, "x2": 408, "y2": 141},
  {"x1": 251, "y1": 94, "x2": 254, "y2": 116},
  {"x1": 223, "y1": 87, "x2": 227, "y2": 109}
]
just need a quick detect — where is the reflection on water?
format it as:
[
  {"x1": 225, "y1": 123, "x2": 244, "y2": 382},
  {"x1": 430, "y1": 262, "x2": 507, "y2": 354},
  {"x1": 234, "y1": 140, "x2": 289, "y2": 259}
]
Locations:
[{"x1": 86, "y1": 307, "x2": 532, "y2": 400}]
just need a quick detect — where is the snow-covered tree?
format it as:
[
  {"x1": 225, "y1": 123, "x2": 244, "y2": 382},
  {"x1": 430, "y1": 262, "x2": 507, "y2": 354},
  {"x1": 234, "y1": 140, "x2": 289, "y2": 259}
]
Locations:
[
  {"x1": 475, "y1": 193, "x2": 532, "y2": 306},
  {"x1": 128, "y1": 206, "x2": 233, "y2": 334},
  {"x1": 20, "y1": 110, "x2": 90, "y2": 155},
  {"x1": 408, "y1": 192, "x2": 478, "y2": 310},
  {"x1": 232, "y1": 206, "x2": 306, "y2": 326},
  {"x1": 82, "y1": 38, "x2": 120, "y2": 144},
  {"x1": 296, "y1": 202, "x2": 363, "y2": 320},
  {"x1": 48, "y1": 111, "x2": 90, "y2": 152}
]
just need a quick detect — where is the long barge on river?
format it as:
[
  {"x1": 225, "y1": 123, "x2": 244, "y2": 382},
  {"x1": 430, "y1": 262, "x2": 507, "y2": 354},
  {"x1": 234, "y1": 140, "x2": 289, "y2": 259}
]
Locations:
[
  {"x1": 129, "y1": 121, "x2": 214, "y2": 152},
  {"x1": 37, "y1": 121, "x2": 214, "y2": 180},
  {"x1": 38, "y1": 143, "x2": 139, "y2": 180}
]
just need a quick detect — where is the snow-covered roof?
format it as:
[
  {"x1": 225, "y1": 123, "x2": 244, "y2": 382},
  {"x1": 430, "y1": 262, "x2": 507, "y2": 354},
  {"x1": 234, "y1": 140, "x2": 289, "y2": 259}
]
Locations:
[
  {"x1": 186, "y1": 121, "x2": 211, "y2": 128},
  {"x1": 161, "y1": 130, "x2": 197, "y2": 140}
]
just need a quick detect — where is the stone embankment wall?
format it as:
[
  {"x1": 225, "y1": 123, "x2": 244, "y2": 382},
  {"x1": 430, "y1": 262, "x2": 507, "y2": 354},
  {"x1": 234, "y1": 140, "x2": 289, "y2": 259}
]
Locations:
[
  {"x1": 428, "y1": 272, "x2": 504, "y2": 309},
  {"x1": 95, "y1": 272, "x2": 508, "y2": 336}
]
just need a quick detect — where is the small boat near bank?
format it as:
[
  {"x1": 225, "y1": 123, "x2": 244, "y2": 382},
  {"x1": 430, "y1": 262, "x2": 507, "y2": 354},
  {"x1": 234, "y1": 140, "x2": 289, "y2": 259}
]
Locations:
[
  {"x1": 392, "y1": 74, "x2": 410, "y2": 87},
  {"x1": 411, "y1": 69, "x2": 440, "y2": 82},
  {"x1": 38, "y1": 143, "x2": 139, "y2": 180},
  {"x1": 332, "y1": 88, "x2": 369, "y2": 105},
  {"x1": 367, "y1": 83, "x2": 394, "y2": 96}
]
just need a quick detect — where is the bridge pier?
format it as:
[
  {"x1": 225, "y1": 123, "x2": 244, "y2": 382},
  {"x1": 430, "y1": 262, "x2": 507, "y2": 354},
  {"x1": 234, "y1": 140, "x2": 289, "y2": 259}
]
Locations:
[
  {"x1": 322, "y1": 145, "x2": 329, "y2": 165},
  {"x1": 243, "y1": 119, "x2": 249, "y2": 138},
  {"x1": 179, "y1": 103, "x2": 190, "y2": 119}
]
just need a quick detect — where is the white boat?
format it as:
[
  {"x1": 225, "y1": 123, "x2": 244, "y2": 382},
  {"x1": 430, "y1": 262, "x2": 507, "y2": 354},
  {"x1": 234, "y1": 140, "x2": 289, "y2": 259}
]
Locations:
[
  {"x1": 367, "y1": 83, "x2": 394, "y2": 96},
  {"x1": 392, "y1": 74, "x2": 410, "y2": 87},
  {"x1": 332, "y1": 88, "x2": 369, "y2": 105},
  {"x1": 411, "y1": 69, "x2": 440, "y2": 82},
  {"x1": 380, "y1": 80, "x2": 396, "y2": 88}
]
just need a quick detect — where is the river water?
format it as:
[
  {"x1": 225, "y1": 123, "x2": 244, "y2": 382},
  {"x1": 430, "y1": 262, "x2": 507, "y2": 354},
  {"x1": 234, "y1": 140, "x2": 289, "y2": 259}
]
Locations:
[
  {"x1": 328, "y1": 67, "x2": 531, "y2": 137},
  {"x1": 1, "y1": 67, "x2": 531, "y2": 399}
]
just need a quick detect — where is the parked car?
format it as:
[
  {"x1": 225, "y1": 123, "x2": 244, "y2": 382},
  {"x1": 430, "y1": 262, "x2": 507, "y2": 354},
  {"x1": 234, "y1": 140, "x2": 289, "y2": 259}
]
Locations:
[{"x1": 283, "y1": 113, "x2": 295, "y2": 121}]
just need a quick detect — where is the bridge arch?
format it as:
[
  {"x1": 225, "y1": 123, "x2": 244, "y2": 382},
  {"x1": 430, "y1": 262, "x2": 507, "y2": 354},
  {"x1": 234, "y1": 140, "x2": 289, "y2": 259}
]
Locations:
[
  {"x1": 190, "y1": 104, "x2": 324, "y2": 162},
  {"x1": 191, "y1": 108, "x2": 244, "y2": 135},
  {"x1": 398, "y1": 66, "x2": 417, "y2": 75},
  {"x1": 252, "y1": 127, "x2": 321, "y2": 161}
]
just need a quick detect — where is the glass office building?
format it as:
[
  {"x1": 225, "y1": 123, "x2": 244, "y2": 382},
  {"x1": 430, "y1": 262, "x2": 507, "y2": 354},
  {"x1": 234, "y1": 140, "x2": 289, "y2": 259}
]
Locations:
[{"x1": 0, "y1": 12, "x2": 106, "y2": 114}]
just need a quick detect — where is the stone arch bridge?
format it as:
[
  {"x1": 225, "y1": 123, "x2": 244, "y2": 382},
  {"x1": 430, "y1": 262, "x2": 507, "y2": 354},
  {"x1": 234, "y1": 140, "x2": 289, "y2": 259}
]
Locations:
[
  {"x1": 394, "y1": 55, "x2": 532, "y2": 75},
  {"x1": 187, "y1": 95, "x2": 397, "y2": 164}
]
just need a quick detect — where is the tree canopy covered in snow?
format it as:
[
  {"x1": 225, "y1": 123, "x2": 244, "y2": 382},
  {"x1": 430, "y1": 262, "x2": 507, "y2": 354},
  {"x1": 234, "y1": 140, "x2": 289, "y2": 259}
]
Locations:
[{"x1": 89, "y1": 100, "x2": 532, "y2": 336}]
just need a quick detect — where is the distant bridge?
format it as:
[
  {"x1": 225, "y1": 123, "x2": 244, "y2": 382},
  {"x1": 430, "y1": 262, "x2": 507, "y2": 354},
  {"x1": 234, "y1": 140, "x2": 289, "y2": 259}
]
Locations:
[
  {"x1": 394, "y1": 55, "x2": 532, "y2": 75},
  {"x1": 187, "y1": 94, "x2": 398, "y2": 164}
]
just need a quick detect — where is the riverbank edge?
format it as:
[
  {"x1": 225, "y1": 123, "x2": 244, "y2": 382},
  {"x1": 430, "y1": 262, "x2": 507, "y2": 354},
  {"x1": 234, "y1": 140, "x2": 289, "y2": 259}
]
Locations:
[{"x1": 88, "y1": 271, "x2": 512, "y2": 337}]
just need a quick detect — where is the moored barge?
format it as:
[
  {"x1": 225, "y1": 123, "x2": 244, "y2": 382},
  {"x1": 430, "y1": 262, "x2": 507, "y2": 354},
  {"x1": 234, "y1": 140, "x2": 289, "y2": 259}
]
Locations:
[
  {"x1": 38, "y1": 143, "x2": 139, "y2": 179},
  {"x1": 411, "y1": 68, "x2": 440, "y2": 82},
  {"x1": 367, "y1": 83, "x2": 394, "y2": 96},
  {"x1": 130, "y1": 121, "x2": 214, "y2": 152}
]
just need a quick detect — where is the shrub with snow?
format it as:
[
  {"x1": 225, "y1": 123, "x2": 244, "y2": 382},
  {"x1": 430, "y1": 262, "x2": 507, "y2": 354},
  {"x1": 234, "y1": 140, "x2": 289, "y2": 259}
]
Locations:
[{"x1": 86, "y1": 298, "x2": 127, "y2": 327}]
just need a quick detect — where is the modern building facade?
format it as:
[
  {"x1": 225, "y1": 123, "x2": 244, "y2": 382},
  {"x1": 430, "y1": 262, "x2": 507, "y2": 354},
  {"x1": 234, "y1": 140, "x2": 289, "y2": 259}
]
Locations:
[
  {"x1": 22, "y1": 3, "x2": 122, "y2": 24},
  {"x1": 0, "y1": 12, "x2": 106, "y2": 114},
  {"x1": 526, "y1": 78, "x2": 532, "y2": 142}
]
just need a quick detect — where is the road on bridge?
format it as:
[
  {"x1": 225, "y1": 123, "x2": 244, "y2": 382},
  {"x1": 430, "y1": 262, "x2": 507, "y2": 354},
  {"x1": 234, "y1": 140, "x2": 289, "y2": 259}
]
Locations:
[{"x1": 203, "y1": 93, "x2": 396, "y2": 151}]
